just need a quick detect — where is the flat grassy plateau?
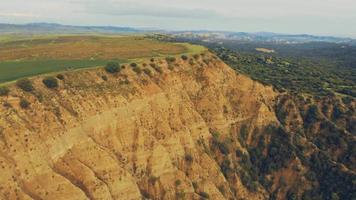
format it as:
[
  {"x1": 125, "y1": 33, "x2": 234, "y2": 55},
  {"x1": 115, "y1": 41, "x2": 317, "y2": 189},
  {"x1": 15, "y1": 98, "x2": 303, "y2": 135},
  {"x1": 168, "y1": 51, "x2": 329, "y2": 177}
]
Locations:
[{"x1": 0, "y1": 35, "x2": 204, "y2": 84}]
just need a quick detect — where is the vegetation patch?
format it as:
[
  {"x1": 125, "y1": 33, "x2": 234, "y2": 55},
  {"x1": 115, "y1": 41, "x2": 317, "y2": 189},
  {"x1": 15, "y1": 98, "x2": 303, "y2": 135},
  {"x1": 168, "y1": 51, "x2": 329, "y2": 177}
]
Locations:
[
  {"x1": 16, "y1": 78, "x2": 34, "y2": 92},
  {"x1": 19, "y1": 98, "x2": 30, "y2": 109},
  {"x1": 0, "y1": 86, "x2": 10, "y2": 96},
  {"x1": 42, "y1": 77, "x2": 59, "y2": 89},
  {"x1": 105, "y1": 62, "x2": 120, "y2": 74}
]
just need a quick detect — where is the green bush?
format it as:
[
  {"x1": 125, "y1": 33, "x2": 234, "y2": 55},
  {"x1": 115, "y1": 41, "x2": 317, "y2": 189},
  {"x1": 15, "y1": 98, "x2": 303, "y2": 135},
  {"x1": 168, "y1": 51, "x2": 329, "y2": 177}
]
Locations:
[
  {"x1": 16, "y1": 78, "x2": 34, "y2": 92},
  {"x1": 181, "y1": 55, "x2": 188, "y2": 60},
  {"x1": 19, "y1": 98, "x2": 30, "y2": 109},
  {"x1": 42, "y1": 77, "x2": 59, "y2": 89},
  {"x1": 130, "y1": 63, "x2": 137, "y2": 67},
  {"x1": 0, "y1": 86, "x2": 10, "y2": 96},
  {"x1": 105, "y1": 62, "x2": 120, "y2": 73}
]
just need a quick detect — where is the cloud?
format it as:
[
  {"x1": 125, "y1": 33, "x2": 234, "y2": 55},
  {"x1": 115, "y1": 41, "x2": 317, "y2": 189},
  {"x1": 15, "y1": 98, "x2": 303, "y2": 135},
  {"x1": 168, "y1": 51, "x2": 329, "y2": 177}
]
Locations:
[
  {"x1": 80, "y1": 1, "x2": 218, "y2": 19},
  {"x1": 0, "y1": 0, "x2": 355, "y2": 36},
  {"x1": 0, "y1": 12, "x2": 40, "y2": 18}
]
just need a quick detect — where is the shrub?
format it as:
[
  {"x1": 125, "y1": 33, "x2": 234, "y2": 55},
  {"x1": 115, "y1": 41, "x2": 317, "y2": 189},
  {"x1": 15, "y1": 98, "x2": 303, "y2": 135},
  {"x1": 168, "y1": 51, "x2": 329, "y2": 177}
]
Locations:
[
  {"x1": 175, "y1": 179, "x2": 181, "y2": 186},
  {"x1": 16, "y1": 78, "x2": 34, "y2": 92},
  {"x1": 185, "y1": 153, "x2": 193, "y2": 163},
  {"x1": 199, "y1": 191, "x2": 210, "y2": 199},
  {"x1": 150, "y1": 58, "x2": 155, "y2": 62},
  {"x1": 189, "y1": 59, "x2": 195, "y2": 65},
  {"x1": 192, "y1": 181, "x2": 198, "y2": 190},
  {"x1": 193, "y1": 54, "x2": 200, "y2": 59},
  {"x1": 105, "y1": 62, "x2": 120, "y2": 73},
  {"x1": 3, "y1": 101, "x2": 12, "y2": 108},
  {"x1": 152, "y1": 65, "x2": 163, "y2": 73},
  {"x1": 168, "y1": 65, "x2": 174, "y2": 71},
  {"x1": 101, "y1": 75, "x2": 108, "y2": 81},
  {"x1": 148, "y1": 176, "x2": 159, "y2": 184},
  {"x1": 0, "y1": 86, "x2": 10, "y2": 96},
  {"x1": 130, "y1": 63, "x2": 137, "y2": 67},
  {"x1": 166, "y1": 56, "x2": 176, "y2": 63},
  {"x1": 132, "y1": 66, "x2": 142, "y2": 74},
  {"x1": 143, "y1": 68, "x2": 152, "y2": 77},
  {"x1": 181, "y1": 55, "x2": 188, "y2": 60},
  {"x1": 56, "y1": 74, "x2": 64, "y2": 80},
  {"x1": 19, "y1": 98, "x2": 30, "y2": 109},
  {"x1": 42, "y1": 77, "x2": 59, "y2": 89}
]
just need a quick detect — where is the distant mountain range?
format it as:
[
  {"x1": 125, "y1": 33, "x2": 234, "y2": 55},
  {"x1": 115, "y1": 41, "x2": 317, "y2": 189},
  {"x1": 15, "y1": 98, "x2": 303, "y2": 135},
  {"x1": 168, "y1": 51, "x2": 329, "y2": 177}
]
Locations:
[
  {"x1": 0, "y1": 23, "x2": 355, "y2": 44},
  {"x1": 169, "y1": 31, "x2": 356, "y2": 44},
  {"x1": 0, "y1": 23, "x2": 140, "y2": 34}
]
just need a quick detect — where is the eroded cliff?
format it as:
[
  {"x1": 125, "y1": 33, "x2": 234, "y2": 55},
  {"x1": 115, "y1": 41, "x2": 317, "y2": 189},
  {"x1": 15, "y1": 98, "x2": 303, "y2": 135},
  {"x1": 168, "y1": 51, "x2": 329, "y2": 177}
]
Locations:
[{"x1": 0, "y1": 52, "x2": 354, "y2": 200}]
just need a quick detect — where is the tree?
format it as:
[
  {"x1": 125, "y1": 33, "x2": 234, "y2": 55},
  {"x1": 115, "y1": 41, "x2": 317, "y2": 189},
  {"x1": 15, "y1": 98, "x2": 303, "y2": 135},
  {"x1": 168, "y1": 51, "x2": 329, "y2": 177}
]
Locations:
[
  {"x1": 0, "y1": 86, "x2": 9, "y2": 96},
  {"x1": 42, "y1": 77, "x2": 59, "y2": 89},
  {"x1": 16, "y1": 78, "x2": 34, "y2": 92},
  {"x1": 19, "y1": 98, "x2": 30, "y2": 109},
  {"x1": 105, "y1": 62, "x2": 120, "y2": 73}
]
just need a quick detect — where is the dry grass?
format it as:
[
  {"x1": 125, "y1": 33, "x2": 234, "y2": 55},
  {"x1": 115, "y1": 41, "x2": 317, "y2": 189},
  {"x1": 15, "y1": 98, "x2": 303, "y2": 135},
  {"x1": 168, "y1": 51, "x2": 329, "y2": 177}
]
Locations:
[{"x1": 0, "y1": 35, "x2": 187, "y2": 61}]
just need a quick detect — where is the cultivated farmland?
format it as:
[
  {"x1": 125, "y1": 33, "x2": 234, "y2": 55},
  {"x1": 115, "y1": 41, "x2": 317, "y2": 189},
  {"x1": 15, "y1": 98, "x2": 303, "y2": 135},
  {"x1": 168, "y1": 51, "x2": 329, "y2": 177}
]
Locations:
[{"x1": 0, "y1": 35, "x2": 203, "y2": 83}]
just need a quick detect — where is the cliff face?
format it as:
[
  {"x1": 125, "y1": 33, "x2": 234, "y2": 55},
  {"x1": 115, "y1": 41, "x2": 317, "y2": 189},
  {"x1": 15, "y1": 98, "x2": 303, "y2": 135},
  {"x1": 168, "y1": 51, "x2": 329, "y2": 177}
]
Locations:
[
  {"x1": 0, "y1": 52, "x2": 277, "y2": 200},
  {"x1": 0, "y1": 52, "x2": 354, "y2": 200}
]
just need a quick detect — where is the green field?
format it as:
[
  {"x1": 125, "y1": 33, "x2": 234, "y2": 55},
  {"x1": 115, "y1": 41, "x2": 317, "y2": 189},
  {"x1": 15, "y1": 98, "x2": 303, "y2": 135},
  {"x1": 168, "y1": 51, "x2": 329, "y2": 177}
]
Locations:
[
  {"x1": 0, "y1": 59, "x2": 122, "y2": 83},
  {"x1": 0, "y1": 35, "x2": 205, "y2": 84}
]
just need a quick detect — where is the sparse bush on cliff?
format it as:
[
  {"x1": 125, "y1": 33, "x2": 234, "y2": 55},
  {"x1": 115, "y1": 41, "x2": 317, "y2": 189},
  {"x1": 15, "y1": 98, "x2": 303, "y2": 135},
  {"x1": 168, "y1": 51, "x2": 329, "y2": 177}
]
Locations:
[
  {"x1": 101, "y1": 75, "x2": 108, "y2": 81},
  {"x1": 166, "y1": 56, "x2": 176, "y2": 63},
  {"x1": 199, "y1": 191, "x2": 210, "y2": 199},
  {"x1": 175, "y1": 179, "x2": 181, "y2": 186},
  {"x1": 16, "y1": 78, "x2": 34, "y2": 92},
  {"x1": 132, "y1": 66, "x2": 142, "y2": 74},
  {"x1": 152, "y1": 65, "x2": 163, "y2": 73},
  {"x1": 42, "y1": 77, "x2": 59, "y2": 89},
  {"x1": 189, "y1": 59, "x2": 195, "y2": 65},
  {"x1": 3, "y1": 101, "x2": 12, "y2": 108},
  {"x1": 168, "y1": 65, "x2": 174, "y2": 71},
  {"x1": 193, "y1": 54, "x2": 200, "y2": 59},
  {"x1": 56, "y1": 74, "x2": 65, "y2": 80},
  {"x1": 143, "y1": 68, "x2": 152, "y2": 77},
  {"x1": 181, "y1": 55, "x2": 188, "y2": 60},
  {"x1": 0, "y1": 86, "x2": 10, "y2": 96},
  {"x1": 148, "y1": 176, "x2": 159, "y2": 184},
  {"x1": 130, "y1": 63, "x2": 137, "y2": 67},
  {"x1": 19, "y1": 98, "x2": 30, "y2": 109},
  {"x1": 185, "y1": 153, "x2": 193, "y2": 163},
  {"x1": 105, "y1": 62, "x2": 120, "y2": 73}
]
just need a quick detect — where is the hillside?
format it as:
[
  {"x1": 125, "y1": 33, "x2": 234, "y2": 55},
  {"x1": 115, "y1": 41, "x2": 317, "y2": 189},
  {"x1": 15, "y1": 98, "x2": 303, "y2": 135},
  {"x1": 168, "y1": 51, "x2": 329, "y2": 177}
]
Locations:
[{"x1": 0, "y1": 51, "x2": 355, "y2": 200}]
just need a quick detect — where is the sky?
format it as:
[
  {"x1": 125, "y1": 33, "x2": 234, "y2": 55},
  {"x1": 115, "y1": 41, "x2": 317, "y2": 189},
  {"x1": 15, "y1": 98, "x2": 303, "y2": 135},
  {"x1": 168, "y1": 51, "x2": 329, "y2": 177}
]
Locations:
[{"x1": 1, "y1": 0, "x2": 356, "y2": 37}]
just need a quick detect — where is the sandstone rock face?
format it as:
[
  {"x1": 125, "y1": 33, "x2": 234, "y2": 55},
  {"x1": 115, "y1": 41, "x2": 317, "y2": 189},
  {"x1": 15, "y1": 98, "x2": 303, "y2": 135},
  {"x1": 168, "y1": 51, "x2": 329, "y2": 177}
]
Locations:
[{"x1": 0, "y1": 53, "x2": 279, "y2": 200}]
